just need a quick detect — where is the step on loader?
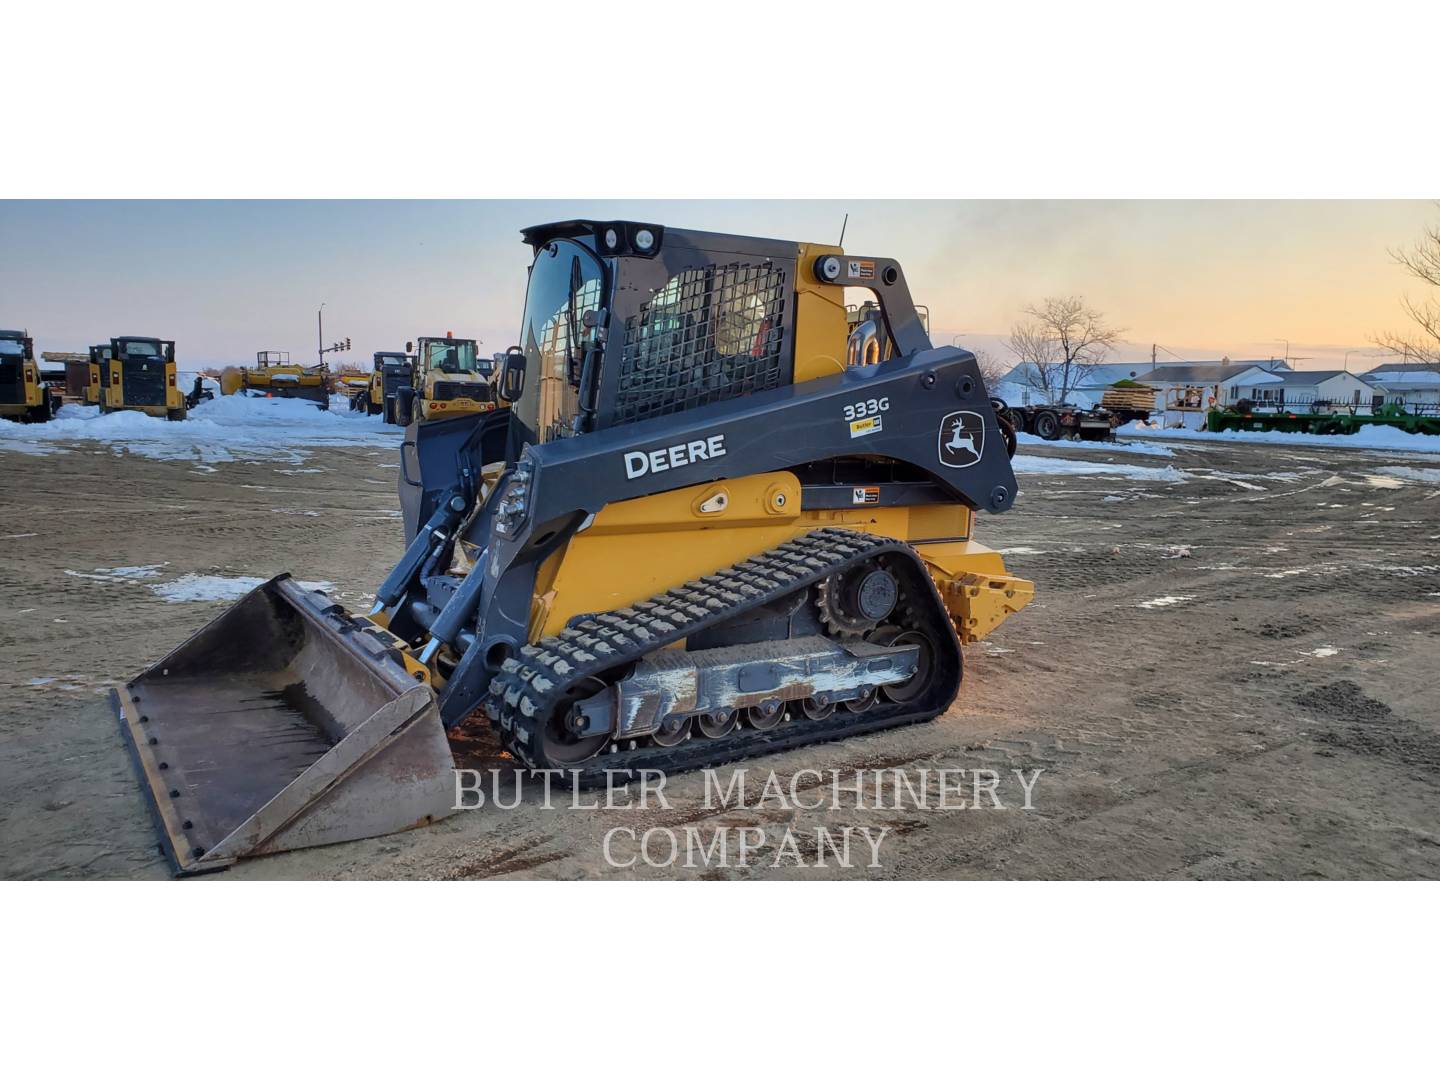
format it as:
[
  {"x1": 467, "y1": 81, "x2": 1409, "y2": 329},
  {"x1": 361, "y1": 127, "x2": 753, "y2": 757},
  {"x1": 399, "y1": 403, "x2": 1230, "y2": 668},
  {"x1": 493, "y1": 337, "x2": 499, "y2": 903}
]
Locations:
[{"x1": 115, "y1": 220, "x2": 1035, "y2": 874}]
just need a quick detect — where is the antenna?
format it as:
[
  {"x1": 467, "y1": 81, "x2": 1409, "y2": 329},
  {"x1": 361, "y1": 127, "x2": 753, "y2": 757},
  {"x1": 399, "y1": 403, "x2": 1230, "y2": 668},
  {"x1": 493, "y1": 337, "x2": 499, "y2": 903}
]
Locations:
[{"x1": 838, "y1": 213, "x2": 849, "y2": 248}]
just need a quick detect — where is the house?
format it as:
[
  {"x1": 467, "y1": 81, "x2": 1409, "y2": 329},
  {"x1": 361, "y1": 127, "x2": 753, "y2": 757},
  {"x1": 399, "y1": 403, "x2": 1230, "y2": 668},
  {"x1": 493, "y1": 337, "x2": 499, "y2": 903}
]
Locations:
[
  {"x1": 1132, "y1": 361, "x2": 1288, "y2": 428},
  {"x1": 1362, "y1": 362, "x2": 1440, "y2": 411},
  {"x1": 1247, "y1": 370, "x2": 1377, "y2": 414}
]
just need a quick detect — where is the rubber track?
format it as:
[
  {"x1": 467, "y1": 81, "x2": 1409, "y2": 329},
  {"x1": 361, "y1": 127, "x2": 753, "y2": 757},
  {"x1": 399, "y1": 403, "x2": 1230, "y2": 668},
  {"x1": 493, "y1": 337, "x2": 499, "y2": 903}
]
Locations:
[{"x1": 484, "y1": 527, "x2": 962, "y2": 782}]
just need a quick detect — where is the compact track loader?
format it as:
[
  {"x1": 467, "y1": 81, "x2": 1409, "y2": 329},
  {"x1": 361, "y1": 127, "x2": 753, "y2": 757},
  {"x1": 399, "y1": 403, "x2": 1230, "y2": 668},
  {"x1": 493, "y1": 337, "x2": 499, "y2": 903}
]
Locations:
[
  {"x1": 98, "y1": 337, "x2": 188, "y2": 419},
  {"x1": 115, "y1": 221, "x2": 1034, "y2": 874},
  {"x1": 0, "y1": 329, "x2": 60, "y2": 423}
]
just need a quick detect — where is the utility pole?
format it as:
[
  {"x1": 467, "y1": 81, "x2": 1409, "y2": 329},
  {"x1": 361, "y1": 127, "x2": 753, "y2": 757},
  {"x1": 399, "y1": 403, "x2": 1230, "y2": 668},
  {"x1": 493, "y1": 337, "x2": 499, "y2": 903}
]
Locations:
[{"x1": 318, "y1": 303, "x2": 326, "y2": 365}]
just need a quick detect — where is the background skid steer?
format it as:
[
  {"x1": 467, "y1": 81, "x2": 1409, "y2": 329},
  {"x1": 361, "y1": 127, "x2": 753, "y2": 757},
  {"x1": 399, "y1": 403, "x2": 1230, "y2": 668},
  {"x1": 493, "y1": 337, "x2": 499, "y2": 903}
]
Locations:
[{"x1": 117, "y1": 219, "x2": 1033, "y2": 874}]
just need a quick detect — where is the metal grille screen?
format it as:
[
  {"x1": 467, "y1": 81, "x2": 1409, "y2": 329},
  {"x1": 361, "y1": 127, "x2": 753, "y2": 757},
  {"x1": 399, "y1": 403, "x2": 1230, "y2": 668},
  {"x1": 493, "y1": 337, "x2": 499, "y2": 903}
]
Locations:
[
  {"x1": 0, "y1": 360, "x2": 23, "y2": 404},
  {"x1": 616, "y1": 262, "x2": 787, "y2": 424},
  {"x1": 122, "y1": 361, "x2": 166, "y2": 404}
]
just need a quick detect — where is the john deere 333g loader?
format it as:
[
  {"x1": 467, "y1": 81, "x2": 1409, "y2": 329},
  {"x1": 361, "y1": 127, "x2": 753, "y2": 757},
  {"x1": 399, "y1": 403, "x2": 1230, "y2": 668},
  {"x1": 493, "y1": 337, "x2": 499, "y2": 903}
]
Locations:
[{"x1": 115, "y1": 221, "x2": 1034, "y2": 874}]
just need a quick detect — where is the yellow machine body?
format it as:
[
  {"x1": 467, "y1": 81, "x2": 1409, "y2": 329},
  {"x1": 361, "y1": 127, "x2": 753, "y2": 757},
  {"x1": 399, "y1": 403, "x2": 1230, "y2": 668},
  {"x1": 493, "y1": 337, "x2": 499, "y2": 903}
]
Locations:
[{"x1": 530, "y1": 471, "x2": 1031, "y2": 645}]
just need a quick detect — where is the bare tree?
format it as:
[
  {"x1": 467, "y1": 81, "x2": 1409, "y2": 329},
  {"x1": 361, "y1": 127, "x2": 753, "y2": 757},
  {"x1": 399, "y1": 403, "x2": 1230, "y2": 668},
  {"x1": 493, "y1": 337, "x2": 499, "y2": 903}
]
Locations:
[
  {"x1": 1005, "y1": 296, "x2": 1125, "y2": 403},
  {"x1": 968, "y1": 347, "x2": 1010, "y2": 388},
  {"x1": 1374, "y1": 209, "x2": 1440, "y2": 363}
]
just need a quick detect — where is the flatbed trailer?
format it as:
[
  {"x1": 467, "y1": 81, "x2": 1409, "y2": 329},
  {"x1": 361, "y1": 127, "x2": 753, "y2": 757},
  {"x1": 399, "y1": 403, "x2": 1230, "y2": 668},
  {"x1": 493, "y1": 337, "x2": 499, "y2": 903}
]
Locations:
[{"x1": 1003, "y1": 401, "x2": 1117, "y2": 441}]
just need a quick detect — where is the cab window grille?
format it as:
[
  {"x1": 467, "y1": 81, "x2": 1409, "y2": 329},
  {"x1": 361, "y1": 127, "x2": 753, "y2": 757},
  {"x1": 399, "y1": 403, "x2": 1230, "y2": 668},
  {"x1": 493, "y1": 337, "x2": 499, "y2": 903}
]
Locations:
[{"x1": 616, "y1": 262, "x2": 787, "y2": 424}]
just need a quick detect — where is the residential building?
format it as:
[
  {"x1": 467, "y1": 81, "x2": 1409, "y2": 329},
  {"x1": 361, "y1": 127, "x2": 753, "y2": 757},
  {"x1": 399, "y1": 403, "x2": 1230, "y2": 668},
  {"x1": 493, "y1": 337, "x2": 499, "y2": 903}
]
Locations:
[
  {"x1": 1361, "y1": 362, "x2": 1440, "y2": 411},
  {"x1": 1131, "y1": 361, "x2": 1289, "y2": 426},
  {"x1": 1241, "y1": 370, "x2": 1376, "y2": 413}
]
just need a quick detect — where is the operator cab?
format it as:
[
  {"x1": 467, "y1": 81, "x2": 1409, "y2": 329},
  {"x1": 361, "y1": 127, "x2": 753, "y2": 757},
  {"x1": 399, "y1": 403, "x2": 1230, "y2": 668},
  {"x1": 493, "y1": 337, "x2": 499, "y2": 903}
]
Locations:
[
  {"x1": 0, "y1": 329, "x2": 29, "y2": 359},
  {"x1": 419, "y1": 337, "x2": 480, "y2": 375}
]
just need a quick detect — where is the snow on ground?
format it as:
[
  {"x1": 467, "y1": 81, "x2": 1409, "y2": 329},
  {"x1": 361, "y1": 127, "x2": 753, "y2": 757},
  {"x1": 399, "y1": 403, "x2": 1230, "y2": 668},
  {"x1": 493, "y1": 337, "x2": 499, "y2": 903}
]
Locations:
[
  {"x1": 1012, "y1": 454, "x2": 1187, "y2": 482},
  {"x1": 1016, "y1": 432, "x2": 1176, "y2": 457},
  {"x1": 64, "y1": 565, "x2": 166, "y2": 583},
  {"x1": 150, "y1": 574, "x2": 334, "y2": 603},
  {"x1": 1376, "y1": 466, "x2": 1440, "y2": 484},
  {"x1": 0, "y1": 394, "x2": 399, "y2": 464},
  {"x1": 1116, "y1": 421, "x2": 1440, "y2": 455},
  {"x1": 61, "y1": 561, "x2": 334, "y2": 603}
]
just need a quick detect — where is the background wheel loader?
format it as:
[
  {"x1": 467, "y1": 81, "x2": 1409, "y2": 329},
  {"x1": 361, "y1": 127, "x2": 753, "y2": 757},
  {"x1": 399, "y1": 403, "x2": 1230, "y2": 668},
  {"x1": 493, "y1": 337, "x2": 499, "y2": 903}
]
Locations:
[
  {"x1": 221, "y1": 350, "x2": 332, "y2": 409},
  {"x1": 392, "y1": 333, "x2": 495, "y2": 425},
  {"x1": 348, "y1": 350, "x2": 413, "y2": 422},
  {"x1": 97, "y1": 336, "x2": 188, "y2": 420},
  {"x1": 0, "y1": 329, "x2": 61, "y2": 423},
  {"x1": 115, "y1": 220, "x2": 1034, "y2": 874}
]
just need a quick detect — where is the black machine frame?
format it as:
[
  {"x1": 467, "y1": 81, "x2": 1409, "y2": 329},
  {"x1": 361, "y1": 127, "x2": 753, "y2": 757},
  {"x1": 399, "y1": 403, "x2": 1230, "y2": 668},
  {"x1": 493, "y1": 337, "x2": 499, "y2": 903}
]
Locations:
[{"x1": 390, "y1": 221, "x2": 1017, "y2": 726}]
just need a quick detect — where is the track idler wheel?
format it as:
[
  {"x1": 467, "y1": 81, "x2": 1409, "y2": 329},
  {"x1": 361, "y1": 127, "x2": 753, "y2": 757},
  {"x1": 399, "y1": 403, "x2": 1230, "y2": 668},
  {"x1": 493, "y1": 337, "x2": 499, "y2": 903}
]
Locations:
[
  {"x1": 546, "y1": 676, "x2": 611, "y2": 765},
  {"x1": 879, "y1": 630, "x2": 935, "y2": 704}
]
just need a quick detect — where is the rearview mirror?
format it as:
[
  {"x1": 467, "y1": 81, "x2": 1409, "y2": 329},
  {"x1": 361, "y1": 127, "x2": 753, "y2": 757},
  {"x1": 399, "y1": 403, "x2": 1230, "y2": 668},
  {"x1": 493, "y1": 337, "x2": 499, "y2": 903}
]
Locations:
[{"x1": 498, "y1": 346, "x2": 526, "y2": 403}]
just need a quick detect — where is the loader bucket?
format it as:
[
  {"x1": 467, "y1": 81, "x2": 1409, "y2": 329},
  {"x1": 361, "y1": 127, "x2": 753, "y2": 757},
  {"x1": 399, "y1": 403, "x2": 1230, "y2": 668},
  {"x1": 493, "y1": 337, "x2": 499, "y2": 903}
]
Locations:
[{"x1": 115, "y1": 576, "x2": 456, "y2": 875}]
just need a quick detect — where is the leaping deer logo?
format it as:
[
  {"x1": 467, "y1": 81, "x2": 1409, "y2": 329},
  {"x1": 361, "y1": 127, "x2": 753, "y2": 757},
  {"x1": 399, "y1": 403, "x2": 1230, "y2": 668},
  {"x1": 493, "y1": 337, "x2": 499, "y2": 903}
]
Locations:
[
  {"x1": 945, "y1": 419, "x2": 977, "y2": 459},
  {"x1": 938, "y1": 411, "x2": 984, "y2": 468}
]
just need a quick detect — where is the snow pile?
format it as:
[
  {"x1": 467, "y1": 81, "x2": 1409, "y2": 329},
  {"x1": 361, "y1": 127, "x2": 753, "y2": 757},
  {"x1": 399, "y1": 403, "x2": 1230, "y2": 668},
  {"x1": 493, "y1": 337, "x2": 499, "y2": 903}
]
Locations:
[
  {"x1": 150, "y1": 574, "x2": 334, "y2": 603},
  {"x1": 1016, "y1": 432, "x2": 1175, "y2": 457},
  {"x1": 1012, "y1": 454, "x2": 1187, "y2": 482},
  {"x1": 0, "y1": 394, "x2": 400, "y2": 464},
  {"x1": 1116, "y1": 421, "x2": 1440, "y2": 454}
]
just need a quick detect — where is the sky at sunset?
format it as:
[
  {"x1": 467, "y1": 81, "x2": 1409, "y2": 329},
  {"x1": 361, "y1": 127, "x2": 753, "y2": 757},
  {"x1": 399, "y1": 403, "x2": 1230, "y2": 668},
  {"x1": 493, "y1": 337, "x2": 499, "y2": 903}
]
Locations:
[{"x1": 2, "y1": 200, "x2": 1433, "y2": 373}]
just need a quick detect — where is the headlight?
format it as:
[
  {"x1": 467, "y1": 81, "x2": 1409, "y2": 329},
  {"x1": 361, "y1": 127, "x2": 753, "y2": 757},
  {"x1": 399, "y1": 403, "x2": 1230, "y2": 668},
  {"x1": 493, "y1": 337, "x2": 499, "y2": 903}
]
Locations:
[{"x1": 493, "y1": 460, "x2": 534, "y2": 537}]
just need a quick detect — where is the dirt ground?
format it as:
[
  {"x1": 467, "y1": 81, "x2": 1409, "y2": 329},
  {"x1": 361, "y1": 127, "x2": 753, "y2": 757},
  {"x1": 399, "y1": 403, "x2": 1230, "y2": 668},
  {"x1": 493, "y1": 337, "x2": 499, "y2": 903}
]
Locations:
[{"x1": 2, "y1": 433, "x2": 1438, "y2": 880}]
